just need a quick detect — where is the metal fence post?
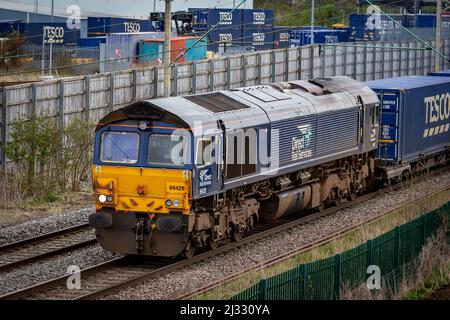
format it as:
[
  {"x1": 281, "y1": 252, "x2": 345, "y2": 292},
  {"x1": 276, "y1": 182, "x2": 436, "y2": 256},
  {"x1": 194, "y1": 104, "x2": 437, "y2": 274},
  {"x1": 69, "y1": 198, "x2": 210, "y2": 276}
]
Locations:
[
  {"x1": 394, "y1": 226, "x2": 400, "y2": 269},
  {"x1": 298, "y1": 264, "x2": 306, "y2": 300},
  {"x1": 257, "y1": 52, "x2": 262, "y2": 84},
  {"x1": 297, "y1": 47, "x2": 302, "y2": 80},
  {"x1": 153, "y1": 66, "x2": 159, "y2": 98},
  {"x1": 173, "y1": 64, "x2": 178, "y2": 96},
  {"x1": 406, "y1": 43, "x2": 411, "y2": 76},
  {"x1": 421, "y1": 45, "x2": 425, "y2": 75},
  {"x1": 84, "y1": 75, "x2": 90, "y2": 122},
  {"x1": 58, "y1": 79, "x2": 65, "y2": 158},
  {"x1": 226, "y1": 57, "x2": 231, "y2": 89},
  {"x1": 258, "y1": 278, "x2": 268, "y2": 300},
  {"x1": 422, "y1": 214, "x2": 427, "y2": 244},
  {"x1": 285, "y1": 48, "x2": 289, "y2": 81},
  {"x1": 372, "y1": 43, "x2": 376, "y2": 80},
  {"x1": 31, "y1": 84, "x2": 37, "y2": 121},
  {"x1": 366, "y1": 239, "x2": 373, "y2": 267},
  {"x1": 413, "y1": 42, "x2": 417, "y2": 75},
  {"x1": 343, "y1": 45, "x2": 348, "y2": 76},
  {"x1": 353, "y1": 46, "x2": 357, "y2": 80},
  {"x1": 242, "y1": 55, "x2": 247, "y2": 86},
  {"x1": 321, "y1": 45, "x2": 326, "y2": 77},
  {"x1": 132, "y1": 69, "x2": 137, "y2": 102},
  {"x1": 209, "y1": 59, "x2": 215, "y2": 91},
  {"x1": 309, "y1": 46, "x2": 314, "y2": 79},
  {"x1": 1, "y1": 88, "x2": 7, "y2": 170},
  {"x1": 334, "y1": 253, "x2": 341, "y2": 300},
  {"x1": 109, "y1": 73, "x2": 115, "y2": 113},
  {"x1": 333, "y1": 45, "x2": 337, "y2": 76},
  {"x1": 271, "y1": 50, "x2": 276, "y2": 82},
  {"x1": 363, "y1": 43, "x2": 368, "y2": 81},
  {"x1": 191, "y1": 61, "x2": 197, "y2": 94}
]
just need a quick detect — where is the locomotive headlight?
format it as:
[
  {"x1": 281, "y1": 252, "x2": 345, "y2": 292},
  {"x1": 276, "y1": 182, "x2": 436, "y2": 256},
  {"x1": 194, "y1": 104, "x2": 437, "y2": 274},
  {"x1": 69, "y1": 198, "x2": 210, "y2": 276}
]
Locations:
[
  {"x1": 138, "y1": 121, "x2": 148, "y2": 130},
  {"x1": 106, "y1": 195, "x2": 113, "y2": 202},
  {"x1": 98, "y1": 194, "x2": 107, "y2": 203},
  {"x1": 173, "y1": 199, "x2": 180, "y2": 207},
  {"x1": 165, "y1": 199, "x2": 173, "y2": 207}
]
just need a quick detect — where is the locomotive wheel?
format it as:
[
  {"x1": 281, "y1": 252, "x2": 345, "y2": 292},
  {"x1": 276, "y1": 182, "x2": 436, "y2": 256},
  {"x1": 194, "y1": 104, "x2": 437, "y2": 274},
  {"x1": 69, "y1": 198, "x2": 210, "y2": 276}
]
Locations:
[
  {"x1": 183, "y1": 241, "x2": 195, "y2": 259},
  {"x1": 209, "y1": 239, "x2": 218, "y2": 250},
  {"x1": 231, "y1": 229, "x2": 243, "y2": 242}
]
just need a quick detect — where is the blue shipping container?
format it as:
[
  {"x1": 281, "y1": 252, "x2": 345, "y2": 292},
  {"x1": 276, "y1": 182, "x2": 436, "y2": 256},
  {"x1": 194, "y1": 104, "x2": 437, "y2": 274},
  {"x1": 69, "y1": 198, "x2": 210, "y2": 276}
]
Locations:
[
  {"x1": 242, "y1": 9, "x2": 274, "y2": 28},
  {"x1": 242, "y1": 27, "x2": 273, "y2": 50},
  {"x1": 289, "y1": 29, "x2": 349, "y2": 47},
  {"x1": 0, "y1": 22, "x2": 80, "y2": 45},
  {"x1": 349, "y1": 13, "x2": 405, "y2": 41},
  {"x1": 79, "y1": 36, "x2": 106, "y2": 47},
  {"x1": 191, "y1": 8, "x2": 243, "y2": 31},
  {"x1": 87, "y1": 17, "x2": 154, "y2": 35},
  {"x1": 366, "y1": 76, "x2": 450, "y2": 163},
  {"x1": 206, "y1": 28, "x2": 242, "y2": 52},
  {"x1": 185, "y1": 38, "x2": 207, "y2": 61}
]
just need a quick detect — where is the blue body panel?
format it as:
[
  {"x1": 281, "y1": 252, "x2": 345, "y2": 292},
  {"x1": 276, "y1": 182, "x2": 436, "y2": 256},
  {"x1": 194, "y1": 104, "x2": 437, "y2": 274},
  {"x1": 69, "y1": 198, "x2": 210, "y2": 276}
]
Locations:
[{"x1": 366, "y1": 76, "x2": 450, "y2": 164}]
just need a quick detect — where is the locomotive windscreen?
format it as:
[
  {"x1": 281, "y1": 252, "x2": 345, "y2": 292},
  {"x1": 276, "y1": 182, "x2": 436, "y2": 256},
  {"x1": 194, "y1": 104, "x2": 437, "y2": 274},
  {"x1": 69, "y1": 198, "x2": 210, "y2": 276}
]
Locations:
[{"x1": 184, "y1": 92, "x2": 250, "y2": 113}]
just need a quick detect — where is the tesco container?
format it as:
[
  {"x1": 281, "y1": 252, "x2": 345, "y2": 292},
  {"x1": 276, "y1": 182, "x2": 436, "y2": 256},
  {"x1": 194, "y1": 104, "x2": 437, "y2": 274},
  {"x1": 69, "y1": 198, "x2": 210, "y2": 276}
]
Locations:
[
  {"x1": 0, "y1": 22, "x2": 80, "y2": 45},
  {"x1": 242, "y1": 9, "x2": 274, "y2": 28},
  {"x1": 206, "y1": 28, "x2": 242, "y2": 52},
  {"x1": 366, "y1": 76, "x2": 450, "y2": 163},
  {"x1": 191, "y1": 8, "x2": 243, "y2": 31},
  {"x1": 87, "y1": 17, "x2": 154, "y2": 36},
  {"x1": 242, "y1": 27, "x2": 273, "y2": 50},
  {"x1": 349, "y1": 13, "x2": 405, "y2": 41}
]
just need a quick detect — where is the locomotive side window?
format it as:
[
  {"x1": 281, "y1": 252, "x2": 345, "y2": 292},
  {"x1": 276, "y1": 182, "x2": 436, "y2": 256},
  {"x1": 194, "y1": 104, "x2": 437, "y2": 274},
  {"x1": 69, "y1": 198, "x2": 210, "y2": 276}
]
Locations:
[
  {"x1": 372, "y1": 104, "x2": 380, "y2": 127},
  {"x1": 196, "y1": 138, "x2": 212, "y2": 166},
  {"x1": 148, "y1": 133, "x2": 188, "y2": 165},
  {"x1": 100, "y1": 131, "x2": 139, "y2": 164}
]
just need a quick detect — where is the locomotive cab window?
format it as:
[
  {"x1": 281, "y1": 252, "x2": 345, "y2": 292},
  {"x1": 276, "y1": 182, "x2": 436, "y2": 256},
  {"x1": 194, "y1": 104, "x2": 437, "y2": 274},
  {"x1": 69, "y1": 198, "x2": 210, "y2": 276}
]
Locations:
[
  {"x1": 148, "y1": 133, "x2": 188, "y2": 166},
  {"x1": 100, "y1": 131, "x2": 139, "y2": 164},
  {"x1": 371, "y1": 104, "x2": 380, "y2": 127},
  {"x1": 196, "y1": 138, "x2": 213, "y2": 166}
]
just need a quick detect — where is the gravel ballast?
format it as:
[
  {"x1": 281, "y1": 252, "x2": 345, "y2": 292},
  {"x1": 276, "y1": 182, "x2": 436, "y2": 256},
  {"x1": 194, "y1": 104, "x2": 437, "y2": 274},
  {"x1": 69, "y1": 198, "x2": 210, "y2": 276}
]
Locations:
[
  {"x1": 105, "y1": 171, "x2": 450, "y2": 300},
  {"x1": 0, "y1": 171, "x2": 448, "y2": 298}
]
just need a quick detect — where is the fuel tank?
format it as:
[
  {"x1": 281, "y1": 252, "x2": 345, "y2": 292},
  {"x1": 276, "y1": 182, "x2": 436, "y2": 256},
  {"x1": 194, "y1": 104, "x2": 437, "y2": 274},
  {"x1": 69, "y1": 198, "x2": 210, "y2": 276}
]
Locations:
[{"x1": 261, "y1": 185, "x2": 312, "y2": 220}]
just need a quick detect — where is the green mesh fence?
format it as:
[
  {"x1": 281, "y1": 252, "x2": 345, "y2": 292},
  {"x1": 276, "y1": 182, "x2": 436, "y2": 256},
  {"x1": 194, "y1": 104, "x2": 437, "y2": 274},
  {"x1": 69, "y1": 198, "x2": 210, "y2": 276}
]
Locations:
[{"x1": 231, "y1": 201, "x2": 450, "y2": 300}]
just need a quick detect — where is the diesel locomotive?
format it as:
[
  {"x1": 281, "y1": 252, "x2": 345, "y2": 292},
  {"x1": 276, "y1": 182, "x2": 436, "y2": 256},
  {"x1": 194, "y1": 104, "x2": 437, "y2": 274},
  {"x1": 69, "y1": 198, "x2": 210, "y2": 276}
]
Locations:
[{"x1": 88, "y1": 75, "x2": 450, "y2": 258}]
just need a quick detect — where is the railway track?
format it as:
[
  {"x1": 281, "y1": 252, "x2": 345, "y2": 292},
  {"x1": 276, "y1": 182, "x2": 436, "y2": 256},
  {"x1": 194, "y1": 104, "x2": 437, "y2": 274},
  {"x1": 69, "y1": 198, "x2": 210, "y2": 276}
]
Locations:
[
  {"x1": 1, "y1": 166, "x2": 449, "y2": 300},
  {"x1": 0, "y1": 223, "x2": 95, "y2": 272}
]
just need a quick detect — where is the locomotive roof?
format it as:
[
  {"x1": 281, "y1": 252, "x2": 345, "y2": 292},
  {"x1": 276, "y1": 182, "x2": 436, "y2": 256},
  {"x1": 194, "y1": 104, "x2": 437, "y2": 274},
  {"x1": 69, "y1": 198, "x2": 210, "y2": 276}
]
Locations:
[{"x1": 96, "y1": 76, "x2": 379, "y2": 135}]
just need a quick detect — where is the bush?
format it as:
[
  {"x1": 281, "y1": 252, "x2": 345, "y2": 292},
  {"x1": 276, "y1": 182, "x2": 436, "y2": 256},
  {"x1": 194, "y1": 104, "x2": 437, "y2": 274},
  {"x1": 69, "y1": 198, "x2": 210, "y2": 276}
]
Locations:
[{"x1": 3, "y1": 114, "x2": 95, "y2": 204}]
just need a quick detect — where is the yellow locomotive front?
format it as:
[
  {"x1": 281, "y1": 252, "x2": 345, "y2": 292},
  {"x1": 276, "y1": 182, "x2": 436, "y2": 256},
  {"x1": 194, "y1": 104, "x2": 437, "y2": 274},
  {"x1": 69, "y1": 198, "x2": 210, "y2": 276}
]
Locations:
[{"x1": 88, "y1": 103, "x2": 195, "y2": 257}]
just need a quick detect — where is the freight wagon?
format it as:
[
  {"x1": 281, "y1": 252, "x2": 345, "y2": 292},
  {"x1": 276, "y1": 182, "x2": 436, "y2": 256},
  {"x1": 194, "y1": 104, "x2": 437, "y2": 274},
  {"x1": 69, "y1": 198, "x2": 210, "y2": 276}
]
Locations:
[
  {"x1": 0, "y1": 22, "x2": 80, "y2": 45},
  {"x1": 366, "y1": 76, "x2": 450, "y2": 181}
]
